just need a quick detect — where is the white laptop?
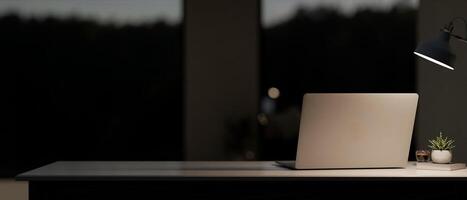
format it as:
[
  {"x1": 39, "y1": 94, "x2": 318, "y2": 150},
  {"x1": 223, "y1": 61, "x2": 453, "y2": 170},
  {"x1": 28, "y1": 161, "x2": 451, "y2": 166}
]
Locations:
[{"x1": 277, "y1": 93, "x2": 418, "y2": 169}]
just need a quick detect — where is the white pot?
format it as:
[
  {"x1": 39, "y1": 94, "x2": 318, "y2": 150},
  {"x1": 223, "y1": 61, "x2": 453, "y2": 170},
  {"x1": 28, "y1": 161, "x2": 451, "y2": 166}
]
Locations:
[{"x1": 431, "y1": 150, "x2": 452, "y2": 164}]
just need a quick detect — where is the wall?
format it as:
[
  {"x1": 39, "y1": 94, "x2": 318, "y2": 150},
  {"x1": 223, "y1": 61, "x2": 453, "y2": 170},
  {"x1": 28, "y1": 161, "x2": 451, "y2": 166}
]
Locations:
[
  {"x1": 416, "y1": 0, "x2": 467, "y2": 162},
  {"x1": 184, "y1": 0, "x2": 259, "y2": 160}
]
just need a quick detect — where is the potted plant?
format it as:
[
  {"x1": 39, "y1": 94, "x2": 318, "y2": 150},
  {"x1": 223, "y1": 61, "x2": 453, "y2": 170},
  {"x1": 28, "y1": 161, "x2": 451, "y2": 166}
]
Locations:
[{"x1": 428, "y1": 132, "x2": 455, "y2": 164}]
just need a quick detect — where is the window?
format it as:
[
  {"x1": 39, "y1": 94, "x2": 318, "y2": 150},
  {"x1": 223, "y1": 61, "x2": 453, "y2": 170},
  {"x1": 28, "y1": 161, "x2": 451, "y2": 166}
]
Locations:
[
  {"x1": 260, "y1": 0, "x2": 418, "y2": 160},
  {"x1": 0, "y1": 0, "x2": 183, "y2": 176}
]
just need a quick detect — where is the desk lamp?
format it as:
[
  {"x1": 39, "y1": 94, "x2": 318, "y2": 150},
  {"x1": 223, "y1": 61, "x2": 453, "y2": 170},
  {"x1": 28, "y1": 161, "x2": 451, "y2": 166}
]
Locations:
[
  {"x1": 414, "y1": 17, "x2": 467, "y2": 70},
  {"x1": 413, "y1": 17, "x2": 467, "y2": 169}
]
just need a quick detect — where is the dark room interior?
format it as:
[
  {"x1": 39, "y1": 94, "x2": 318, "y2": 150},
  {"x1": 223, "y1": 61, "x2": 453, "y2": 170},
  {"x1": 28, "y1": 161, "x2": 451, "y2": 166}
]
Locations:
[{"x1": 2, "y1": 0, "x2": 467, "y2": 199}]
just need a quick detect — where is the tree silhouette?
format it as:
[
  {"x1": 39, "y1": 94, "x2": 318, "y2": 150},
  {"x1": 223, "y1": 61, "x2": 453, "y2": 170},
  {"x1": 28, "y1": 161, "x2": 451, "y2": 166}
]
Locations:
[
  {"x1": 0, "y1": 14, "x2": 183, "y2": 176},
  {"x1": 259, "y1": 5, "x2": 417, "y2": 159}
]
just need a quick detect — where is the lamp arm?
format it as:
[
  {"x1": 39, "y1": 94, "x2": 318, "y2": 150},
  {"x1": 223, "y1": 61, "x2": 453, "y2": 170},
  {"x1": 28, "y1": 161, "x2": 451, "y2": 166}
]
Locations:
[{"x1": 445, "y1": 17, "x2": 467, "y2": 43}]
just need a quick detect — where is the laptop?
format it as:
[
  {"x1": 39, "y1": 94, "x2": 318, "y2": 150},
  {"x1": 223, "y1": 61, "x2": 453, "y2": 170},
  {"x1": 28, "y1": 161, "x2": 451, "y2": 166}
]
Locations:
[{"x1": 276, "y1": 93, "x2": 418, "y2": 169}]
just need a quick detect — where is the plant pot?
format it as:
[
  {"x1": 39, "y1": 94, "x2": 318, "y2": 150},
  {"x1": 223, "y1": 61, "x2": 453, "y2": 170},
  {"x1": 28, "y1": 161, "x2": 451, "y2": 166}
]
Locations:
[{"x1": 431, "y1": 150, "x2": 452, "y2": 164}]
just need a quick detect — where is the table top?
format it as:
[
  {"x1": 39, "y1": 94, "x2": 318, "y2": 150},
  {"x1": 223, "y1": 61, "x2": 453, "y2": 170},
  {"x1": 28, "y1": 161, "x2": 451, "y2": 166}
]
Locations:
[{"x1": 16, "y1": 161, "x2": 467, "y2": 181}]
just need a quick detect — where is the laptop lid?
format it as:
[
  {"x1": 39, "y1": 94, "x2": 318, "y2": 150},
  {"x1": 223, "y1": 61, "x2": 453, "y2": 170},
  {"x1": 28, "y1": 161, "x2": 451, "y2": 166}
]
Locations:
[{"x1": 295, "y1": 93, "x2": 418, "y2": 169}]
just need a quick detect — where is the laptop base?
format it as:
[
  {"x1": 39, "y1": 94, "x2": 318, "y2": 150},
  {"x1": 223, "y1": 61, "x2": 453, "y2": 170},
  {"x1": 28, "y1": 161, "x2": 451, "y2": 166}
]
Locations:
[{"x1": 275, "y1": 161, "x2": 297, "y2": 169}]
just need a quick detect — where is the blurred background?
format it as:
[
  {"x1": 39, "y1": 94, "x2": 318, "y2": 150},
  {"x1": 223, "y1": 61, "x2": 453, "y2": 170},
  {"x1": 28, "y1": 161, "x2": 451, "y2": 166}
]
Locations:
[
  {"x1": 1, "y1": 0, "x2": 419, "y2": 177},
  {"x1": 260, "y1": 0, "x2": 417, "y2": 160}
]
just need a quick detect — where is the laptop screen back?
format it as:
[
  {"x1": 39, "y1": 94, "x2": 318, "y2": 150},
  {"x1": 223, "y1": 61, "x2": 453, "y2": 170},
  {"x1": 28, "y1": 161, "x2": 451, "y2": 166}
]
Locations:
[{"x1": 295, "y1": 93, "x2": 418, "y2": 169}]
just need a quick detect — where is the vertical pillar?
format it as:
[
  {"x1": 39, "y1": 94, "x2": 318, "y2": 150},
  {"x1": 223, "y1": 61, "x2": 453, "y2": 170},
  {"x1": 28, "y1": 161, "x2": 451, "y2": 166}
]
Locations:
[{"x1": 185, "y1": 0, "x2": 259, "y2": 160}]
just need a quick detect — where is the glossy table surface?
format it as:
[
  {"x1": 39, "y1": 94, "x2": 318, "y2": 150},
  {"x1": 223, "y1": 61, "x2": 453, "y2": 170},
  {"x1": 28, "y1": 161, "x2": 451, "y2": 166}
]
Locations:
[{"x1": 16, "y1": 161, "x2": 467, "y2": 181}]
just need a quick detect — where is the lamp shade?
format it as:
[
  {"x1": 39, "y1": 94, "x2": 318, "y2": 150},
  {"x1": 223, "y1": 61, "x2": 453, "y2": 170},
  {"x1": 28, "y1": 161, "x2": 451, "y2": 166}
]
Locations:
[{"x1": 414, "y1": 31, "x2": 456, "y2": 70}]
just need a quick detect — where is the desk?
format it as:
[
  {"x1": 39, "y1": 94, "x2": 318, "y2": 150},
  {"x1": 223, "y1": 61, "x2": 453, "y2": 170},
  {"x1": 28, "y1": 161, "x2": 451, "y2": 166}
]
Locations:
[{"x1": 17, "y1": 161, "x2": 467, "y2": 200}]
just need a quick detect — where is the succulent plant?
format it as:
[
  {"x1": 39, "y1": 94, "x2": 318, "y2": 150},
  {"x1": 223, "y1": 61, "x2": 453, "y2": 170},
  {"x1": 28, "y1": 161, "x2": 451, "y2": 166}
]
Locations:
[{"x1": 428, "y1": 132, "x2": 455, "y2": 151}]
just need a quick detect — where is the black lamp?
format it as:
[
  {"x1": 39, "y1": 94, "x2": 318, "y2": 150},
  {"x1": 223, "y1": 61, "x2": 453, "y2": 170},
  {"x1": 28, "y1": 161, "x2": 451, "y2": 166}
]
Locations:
[{"x1": 414, "y1": 17, "x2": 467, "y2": 70}]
